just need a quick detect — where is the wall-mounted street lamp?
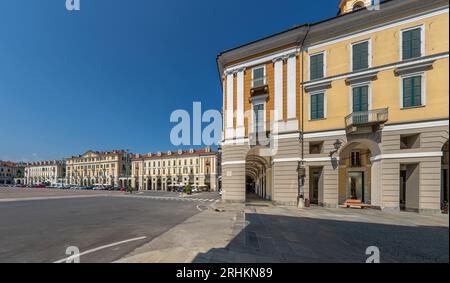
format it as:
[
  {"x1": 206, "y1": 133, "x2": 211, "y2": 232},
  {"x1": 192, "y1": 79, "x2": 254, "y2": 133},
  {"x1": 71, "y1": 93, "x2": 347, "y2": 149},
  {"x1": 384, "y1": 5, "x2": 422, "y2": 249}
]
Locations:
[{"x1": 329, "y1": 139, "x2": 343, "y2": 157}]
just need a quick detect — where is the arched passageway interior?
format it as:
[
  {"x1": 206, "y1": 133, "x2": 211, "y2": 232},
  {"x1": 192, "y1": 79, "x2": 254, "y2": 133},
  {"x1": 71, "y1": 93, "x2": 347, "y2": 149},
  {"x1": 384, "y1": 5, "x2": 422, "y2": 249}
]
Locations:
[
  {"x1": 157, "y1": 179, "x2": 162, "y2": 191},
  {"x1": 245, "y1": 148, "x2": 272, "y2": 202}
]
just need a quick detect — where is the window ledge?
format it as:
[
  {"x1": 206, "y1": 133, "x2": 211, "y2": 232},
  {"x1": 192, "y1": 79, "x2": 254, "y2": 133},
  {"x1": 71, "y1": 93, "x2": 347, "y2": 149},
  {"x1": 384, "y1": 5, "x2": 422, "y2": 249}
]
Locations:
[
  {"x1": 345, "y1": 71, "x2": 378, "y2": 85},
  {"x1": 309, "y1": 118, "x2": 327, "y2": 122},
  {"x1": 401, "y1": 105, "x2": 425, "y2": 110},
  {"x1": 305, "y1": 81, "x2": 331, "y2": 93},
  {"x1": 395, "y1": 60, "x2": 435, "y2": 76}
]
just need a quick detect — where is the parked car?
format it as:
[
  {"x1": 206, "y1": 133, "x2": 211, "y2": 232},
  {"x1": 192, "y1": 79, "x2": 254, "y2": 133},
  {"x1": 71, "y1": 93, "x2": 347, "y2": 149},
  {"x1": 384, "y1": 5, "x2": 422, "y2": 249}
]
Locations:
[
  {"x1": 33, "y1": 184, "x2": 46, "y2": 189},
  {"x1": 192, "y1": 187, "x2": 199, "y2": 193},
  {"x1": 119, "y1": 187, "x2": 126, "y2": 192}
]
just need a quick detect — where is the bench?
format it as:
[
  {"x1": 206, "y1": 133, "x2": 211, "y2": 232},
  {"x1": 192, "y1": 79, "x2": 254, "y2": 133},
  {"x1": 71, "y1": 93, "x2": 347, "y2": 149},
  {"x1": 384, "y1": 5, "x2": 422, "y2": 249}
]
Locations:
[{"x1": 340, "y1": 199, "x2": 371, "y2": 209}]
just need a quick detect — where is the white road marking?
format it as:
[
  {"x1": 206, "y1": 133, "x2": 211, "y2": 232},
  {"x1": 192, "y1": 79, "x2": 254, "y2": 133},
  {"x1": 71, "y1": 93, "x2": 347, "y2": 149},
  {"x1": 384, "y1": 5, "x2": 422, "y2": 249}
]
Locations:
[
  {"x1": 53, "y1": 236, "x2": 147, "y2": 263},
  {"x1": 113, "y1": 194, "x2": 218, "y2": 203},
  {"x1": 0, "y1": 194, "x2": 109, "y2": 203}
]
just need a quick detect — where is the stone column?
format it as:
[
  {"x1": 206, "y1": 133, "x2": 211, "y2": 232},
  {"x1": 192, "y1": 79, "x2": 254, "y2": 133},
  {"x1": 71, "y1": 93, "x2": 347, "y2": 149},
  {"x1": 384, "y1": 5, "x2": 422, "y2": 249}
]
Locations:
[{"x1": 371, "y1": 159, "x2": 382, "y2": 208}]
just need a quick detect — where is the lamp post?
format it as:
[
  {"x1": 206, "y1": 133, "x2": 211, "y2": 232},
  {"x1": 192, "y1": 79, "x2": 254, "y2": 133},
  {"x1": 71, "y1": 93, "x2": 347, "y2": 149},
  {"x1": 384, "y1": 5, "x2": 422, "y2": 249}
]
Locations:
[
  {"x1": 297, "y1": 160, "x2": 306, "y2": 208},
  {"x1": 330, "y1": 139, "x2": 343, "y2": 157}
]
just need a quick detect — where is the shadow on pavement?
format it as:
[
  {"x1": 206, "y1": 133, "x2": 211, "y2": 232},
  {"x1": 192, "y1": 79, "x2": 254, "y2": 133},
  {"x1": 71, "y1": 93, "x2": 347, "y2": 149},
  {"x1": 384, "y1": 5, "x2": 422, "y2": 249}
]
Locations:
[{"x1": 193, "y1": 213, "x2": 449, "y2": 263}]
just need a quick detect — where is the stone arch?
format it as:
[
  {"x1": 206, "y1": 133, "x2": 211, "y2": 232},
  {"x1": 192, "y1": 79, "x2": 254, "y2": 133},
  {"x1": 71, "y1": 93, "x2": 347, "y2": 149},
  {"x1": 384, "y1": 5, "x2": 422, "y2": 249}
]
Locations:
[
  {"x1": 352, "y1": 1, "x2": 366, "y2": 11},
  {"x1": 338, "y1": 137, "x2": 382, "y2": 206}
]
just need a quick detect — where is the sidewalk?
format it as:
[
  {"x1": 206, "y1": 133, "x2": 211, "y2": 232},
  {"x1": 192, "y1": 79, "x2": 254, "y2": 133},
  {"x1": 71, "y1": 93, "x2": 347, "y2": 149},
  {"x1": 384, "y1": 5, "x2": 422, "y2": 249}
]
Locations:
[
  {"x1": 116, "y1": 202, "x2": 245, "y2": 263},
  {"x1": 117, "y1": 202, "x2": 449, "y2": 263}
]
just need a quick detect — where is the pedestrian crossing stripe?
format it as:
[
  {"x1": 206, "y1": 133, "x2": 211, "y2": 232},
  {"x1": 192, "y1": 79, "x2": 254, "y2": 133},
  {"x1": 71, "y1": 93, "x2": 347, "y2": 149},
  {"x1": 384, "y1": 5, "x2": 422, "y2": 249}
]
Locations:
[{"x1": 117, "y1": 195, "x2": 218, "y2": 203}]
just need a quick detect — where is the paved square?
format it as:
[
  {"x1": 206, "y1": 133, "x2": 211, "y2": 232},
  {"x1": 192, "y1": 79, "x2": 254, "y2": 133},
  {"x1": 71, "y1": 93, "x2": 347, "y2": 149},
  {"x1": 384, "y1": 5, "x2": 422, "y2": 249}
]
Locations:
[{"x1": 194, "y1": 205, "x2": 449, "y2": 263}]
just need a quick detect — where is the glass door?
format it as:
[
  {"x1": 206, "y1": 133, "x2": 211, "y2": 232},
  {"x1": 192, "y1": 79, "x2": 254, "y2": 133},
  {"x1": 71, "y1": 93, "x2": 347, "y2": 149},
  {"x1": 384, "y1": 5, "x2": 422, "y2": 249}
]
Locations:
[
  {"x1": 310, "y1": 169, "x2": 320, "y2": 205},
  {"x1": 347, "y1": 172, "x2": 365, "y2": 201}
]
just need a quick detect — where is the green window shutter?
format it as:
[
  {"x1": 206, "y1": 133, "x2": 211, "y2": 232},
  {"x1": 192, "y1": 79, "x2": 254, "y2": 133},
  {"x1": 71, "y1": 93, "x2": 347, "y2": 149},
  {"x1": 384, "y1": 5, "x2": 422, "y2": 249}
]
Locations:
[
  {"x1": 310, "y1": 54, "x2": 324, "y2": 80},
  {"x1": 352, "y1": 86, "x2": 369, "y2": 112},
  {"x1": 403, "y1": 78, "x2": 412, "y2": 107},
  {"x1": 311, "y1": 93, "x2": 324, "y2": 120},
  {"x1": 403, "y1": 76, "x2": 422, "y2": 107},
  {"x1": 317, "y1": 93, "x2": 324, "y2": 119},
  {"x1": 311, "y1": 95, "x2": 317, "y2": 119},
  {"x1": 352, "y1": 42, "x2": 369, "y2": 71},
  {"x1": 361, "y1": 86, "x2": 368, "y2": 111},
  {"x1": 403, "y1": 28, "x2": 422, "y2": 60},
  {"x1": 413, "y1": 76, "x2": 422, "y2": 106}
]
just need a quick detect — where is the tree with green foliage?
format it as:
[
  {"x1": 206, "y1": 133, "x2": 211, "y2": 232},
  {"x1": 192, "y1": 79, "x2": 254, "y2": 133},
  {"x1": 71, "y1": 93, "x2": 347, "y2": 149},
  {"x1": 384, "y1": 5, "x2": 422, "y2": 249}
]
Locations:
[{"x1": 184, "y1": 184, "x2": 192, "y2": 195}]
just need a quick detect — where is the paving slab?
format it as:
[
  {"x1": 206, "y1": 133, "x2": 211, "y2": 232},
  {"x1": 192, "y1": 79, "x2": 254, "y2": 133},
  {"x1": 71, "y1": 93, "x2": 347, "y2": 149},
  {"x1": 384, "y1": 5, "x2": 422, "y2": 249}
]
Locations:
[{"x1": 117, "y1": 201, "x2": 449, "y2": 263}]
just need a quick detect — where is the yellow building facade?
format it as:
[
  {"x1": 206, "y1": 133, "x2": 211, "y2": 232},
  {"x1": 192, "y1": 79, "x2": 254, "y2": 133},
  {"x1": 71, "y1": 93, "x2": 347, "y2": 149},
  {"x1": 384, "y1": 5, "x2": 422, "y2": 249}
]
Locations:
[
  {"x1": 66, "y1": 150, "x2": 131, "y2": 187},
  {"x1": 217, "y1": 0, "x2": 449, "y2": 213},
  {"x1": 130, "y1": 148, "x2": 218, "y2": 191}
]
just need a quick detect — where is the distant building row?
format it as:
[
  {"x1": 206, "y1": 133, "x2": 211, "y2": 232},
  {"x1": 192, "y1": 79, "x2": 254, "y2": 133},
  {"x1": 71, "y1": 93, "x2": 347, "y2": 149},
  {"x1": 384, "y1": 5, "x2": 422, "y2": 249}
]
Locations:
[{"x1": 16, "y1": 147, "x2": 219, "y2": 191}]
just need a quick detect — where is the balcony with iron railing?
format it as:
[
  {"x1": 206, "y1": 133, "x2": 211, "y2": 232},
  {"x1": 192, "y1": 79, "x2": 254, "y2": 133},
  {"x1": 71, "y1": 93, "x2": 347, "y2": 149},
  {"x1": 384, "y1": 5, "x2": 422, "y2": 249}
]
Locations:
[{"x1": 345, "y1": 108, "x2": 389, "y2": 134}]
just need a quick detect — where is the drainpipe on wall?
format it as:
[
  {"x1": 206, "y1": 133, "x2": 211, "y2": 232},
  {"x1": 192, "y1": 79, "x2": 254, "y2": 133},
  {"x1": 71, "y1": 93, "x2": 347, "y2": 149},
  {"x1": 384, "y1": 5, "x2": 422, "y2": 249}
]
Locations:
[{"x1": 297, "y1": 24, "x2": 311, "y2": 207}]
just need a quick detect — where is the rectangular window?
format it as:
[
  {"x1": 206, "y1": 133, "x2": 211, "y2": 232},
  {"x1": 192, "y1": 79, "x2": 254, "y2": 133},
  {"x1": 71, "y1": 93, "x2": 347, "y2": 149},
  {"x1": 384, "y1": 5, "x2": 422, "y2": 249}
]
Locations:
[
  {"x1": 402, "y1": 27, "x2": 422, "y2": 60},
  {"x1": 351, "y1": 152, "x2": 361, "y2": 167},
  {"x1": 352, "y1": 41, "x2": 369, "y2": 71},
  {"x1": 403, "y1": 76, "x2": 422, "y2": 108},
  {"x1": 310, "y1": 93, "x2": 325, "y2": 120},
  {"x1": 310, "y1": 53, "x2": 324, "y2": 80},
  {"x1": 252, "y1": 66, "x2": 266, "y2": 88},
  {"x1": 309, "y1": 141, "x2": 324, "y2": 154}
]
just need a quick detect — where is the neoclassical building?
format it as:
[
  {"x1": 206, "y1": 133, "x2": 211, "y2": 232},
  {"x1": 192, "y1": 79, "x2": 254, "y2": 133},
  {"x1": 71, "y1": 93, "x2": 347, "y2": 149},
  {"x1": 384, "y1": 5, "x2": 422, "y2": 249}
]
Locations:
[
  {"x1": 25, "y1": 160, "x2": 66, "y2": 186},
  {"x1": 0, "y1": 161, "x2": 23, "y2": 185},
  {"x1": 217, "y1": 0, "x2": 449, "y2": 213},
  {"x1": 130, "y1": 148, "x2": 218, "y2": 191},
  {"x1": 65, "y1": 150, "x2": 131, "y2": 187}
]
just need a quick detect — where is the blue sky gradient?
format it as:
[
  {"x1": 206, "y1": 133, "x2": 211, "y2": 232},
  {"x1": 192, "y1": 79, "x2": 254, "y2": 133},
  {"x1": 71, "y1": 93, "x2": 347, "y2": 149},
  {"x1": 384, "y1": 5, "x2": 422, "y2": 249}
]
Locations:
[{"x1": 0, "y1": 0, "x2": 337, "y2": 161}]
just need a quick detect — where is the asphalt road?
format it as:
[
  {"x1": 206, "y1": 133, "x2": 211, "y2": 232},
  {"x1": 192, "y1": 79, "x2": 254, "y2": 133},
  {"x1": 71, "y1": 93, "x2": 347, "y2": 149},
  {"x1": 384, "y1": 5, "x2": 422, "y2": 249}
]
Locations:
[{"x1": 0, "y1": 196, "x2": 201, "y2": 263}]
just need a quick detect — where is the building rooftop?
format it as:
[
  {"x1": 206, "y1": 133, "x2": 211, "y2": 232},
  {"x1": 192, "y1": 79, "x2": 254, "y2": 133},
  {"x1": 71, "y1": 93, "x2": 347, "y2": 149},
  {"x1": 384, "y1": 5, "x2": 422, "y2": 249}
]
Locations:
[{"x1": 131, "y1": 147, "x2": 217, "y2": 161}]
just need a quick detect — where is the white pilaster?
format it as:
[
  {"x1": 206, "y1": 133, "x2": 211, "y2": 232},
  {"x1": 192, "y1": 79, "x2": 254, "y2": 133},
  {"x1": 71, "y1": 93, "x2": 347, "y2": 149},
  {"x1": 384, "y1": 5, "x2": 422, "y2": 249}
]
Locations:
[
  {"x1": 236, "y1": 69, "x2": 245, "y2": 138},
  {"x1": 226, "y1": 72, "x2": 235, "y2": 139},
  {"x1": 273, "y1": 58, "x2": 283, "y2": 122},
  {"x1": 286, "y1": 54, "x2": 298, "y2": 131},
  {"x1": 222, "y1": 77, "x2": 226, "y2": 141}
]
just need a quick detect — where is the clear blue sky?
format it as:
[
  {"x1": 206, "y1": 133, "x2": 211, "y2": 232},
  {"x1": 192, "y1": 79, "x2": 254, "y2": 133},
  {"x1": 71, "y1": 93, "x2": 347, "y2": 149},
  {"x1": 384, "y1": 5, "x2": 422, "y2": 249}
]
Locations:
[{"x1": 0, "y1": 0, "x2": 338, "y2": 162}]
